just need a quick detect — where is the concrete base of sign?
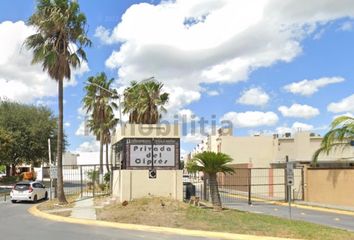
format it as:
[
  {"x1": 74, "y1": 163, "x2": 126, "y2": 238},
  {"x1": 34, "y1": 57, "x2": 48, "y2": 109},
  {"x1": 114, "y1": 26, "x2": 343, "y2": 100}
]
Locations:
[{"x1": 112, "y1": 170, "x2": 183, "y2": 202}]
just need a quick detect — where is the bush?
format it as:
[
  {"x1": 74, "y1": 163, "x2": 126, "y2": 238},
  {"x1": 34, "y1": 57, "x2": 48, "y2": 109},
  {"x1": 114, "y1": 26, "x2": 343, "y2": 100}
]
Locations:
[
  {"x1": 0, "y1": 176, "x2": 18, "y2": 184},
  {"x1": 86, "y1": 170, "x2": 99, "y2": 184},
  {"x1": 104, "y1": 172, "x2": 111, "y2": 184}
]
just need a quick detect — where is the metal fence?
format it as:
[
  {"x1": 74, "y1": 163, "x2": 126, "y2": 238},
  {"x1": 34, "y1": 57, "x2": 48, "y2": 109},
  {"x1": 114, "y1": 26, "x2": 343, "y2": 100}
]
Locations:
[
  {"x1": 42, "y1": 164, "x2": 112, "y2": 198},
  {"x1": 189, "y1": 167, "x2": 304, "y2": 205}
]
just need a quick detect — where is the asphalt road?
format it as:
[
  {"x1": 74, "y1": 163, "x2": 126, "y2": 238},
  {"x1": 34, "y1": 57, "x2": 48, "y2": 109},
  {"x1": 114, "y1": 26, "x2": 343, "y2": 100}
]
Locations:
[
  {"x1": 221, "y1": 196, "x2": 354, "y2": 232},
  {"x1": 0, "y1": 201, "x2": 213, "y2": 240}
]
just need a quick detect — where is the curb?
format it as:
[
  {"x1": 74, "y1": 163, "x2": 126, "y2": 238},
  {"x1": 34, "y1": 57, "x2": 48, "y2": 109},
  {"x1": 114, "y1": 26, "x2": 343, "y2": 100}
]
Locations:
[
  {"x1": 28, "y1": 205, "x2": 297, "y2": 240},
  {"x1": 224, "y1": 193, "x2": 354, "y2": 217}
]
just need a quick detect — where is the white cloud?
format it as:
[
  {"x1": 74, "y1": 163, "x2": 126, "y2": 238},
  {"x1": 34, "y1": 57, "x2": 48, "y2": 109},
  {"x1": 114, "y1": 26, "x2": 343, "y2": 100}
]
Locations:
[
  {"x1": 75, "y1": 139, "x2": 100, "y2": 152},
  {"x1": 0, "y1": 21, "x2": 89, "y2": 103},
  {"x1": 278, "y1": 104, "x2": 320, "y2": 119},
  {"x1": 206, "y1": 90, "x2": 220, "y2": 96},
  {"x1": 237, "y1": 87, "x2": 269, "y2": 106},
  {"x1": 96, "y1": 0, "x2": 354, "y2": 111},
  {"x1": 276, "y1": 122, "x2": 314, "y2": 134},
  {"x1": 327, "y1": 94, "x2": 354, "y2": 113},
  {"x1": 176, "y1": 109, "x2": 199, "y2": 123},
  {"x1": 75, "y1": 121, "x2": 86, "y2": 136},
  {"x1": 64, "y1": 122, "x2": 71, "y2": 127},
  {"x1": 163, "y1": 86, "x2": 201, "y2": 116},
  {"x1": 94, "y1": 26, "x2": 112, "y2": 44},
  {"x1": 183, "y1": 132, "x2": 206, "y2": 144},
  {"x1": 284, "y1": 77, "x2": 345, "y2": 96},
  {"x1": 339, "y1": 21, "x2": 353, "y2": 31},
  {"x1": 221, "y1": 111, "x2": 279, "y2": 128}
]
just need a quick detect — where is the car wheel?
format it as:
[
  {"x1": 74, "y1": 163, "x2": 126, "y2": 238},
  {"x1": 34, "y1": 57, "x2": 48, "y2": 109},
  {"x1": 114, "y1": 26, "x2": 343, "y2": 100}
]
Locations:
[
  {"x1": 44, "y1": 192, "x2": 48, "y2": 200},
  {"x1": 33, "y1": 195, "x2": 37, "y2": 203},
  {"x1": 11, "y1": 200, "x2": 16, "y2": 204}
]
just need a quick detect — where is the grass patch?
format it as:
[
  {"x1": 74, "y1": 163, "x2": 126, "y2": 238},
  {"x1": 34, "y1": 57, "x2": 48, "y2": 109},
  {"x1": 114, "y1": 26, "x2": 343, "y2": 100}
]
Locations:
[
  {"x1": 96, "y1": 197, "x2": 354, "y2": 240},
  {"x1": 51, "y1": 210, "x2": 72, "y2": 217},
  {"x1": 37, "y1": 194, "x2": 79, "y2": 211}
]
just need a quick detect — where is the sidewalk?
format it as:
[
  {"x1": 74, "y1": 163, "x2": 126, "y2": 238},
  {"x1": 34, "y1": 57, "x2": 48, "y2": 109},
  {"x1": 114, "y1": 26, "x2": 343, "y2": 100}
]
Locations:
[{"x1": 70, "y1": 197, "x2": 96, "y2": 220}]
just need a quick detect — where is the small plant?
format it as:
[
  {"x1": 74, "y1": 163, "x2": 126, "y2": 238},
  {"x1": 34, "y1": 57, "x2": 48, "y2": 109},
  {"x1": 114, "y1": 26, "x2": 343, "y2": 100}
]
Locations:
[
  {"x1": 86, "y1": 170, "x2": 99, "y2": 184},
  {"x1": 87, "y1": 182, "x2": 93, "y2": 190},
  {"x1": 104, "y1": 172, "x2": 111, "y2": 184},
  {"x1": 98, "y1": 183, "x2": 106, "y2": 191}
]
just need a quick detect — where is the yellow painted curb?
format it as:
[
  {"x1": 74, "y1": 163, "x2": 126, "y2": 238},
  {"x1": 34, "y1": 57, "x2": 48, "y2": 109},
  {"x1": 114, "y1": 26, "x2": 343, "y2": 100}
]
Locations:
[
  {"x1": 224, "y1": 193, "x2": 354, "y2": 217},
  {"x1": 28, "y1": 205, "x2": 297, "y2": 240}
]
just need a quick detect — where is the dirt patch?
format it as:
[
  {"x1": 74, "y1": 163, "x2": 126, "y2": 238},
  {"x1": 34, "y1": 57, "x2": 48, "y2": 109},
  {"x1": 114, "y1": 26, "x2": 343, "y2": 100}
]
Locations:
[{"x1": 97, "y1": 197, "x2": 189, "y2": 227}]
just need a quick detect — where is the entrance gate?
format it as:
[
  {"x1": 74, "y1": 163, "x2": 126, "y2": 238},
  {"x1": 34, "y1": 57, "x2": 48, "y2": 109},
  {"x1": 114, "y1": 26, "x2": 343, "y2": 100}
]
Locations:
[{"x1": 42, "y1": 164, "x2": 112, "y2": 198}]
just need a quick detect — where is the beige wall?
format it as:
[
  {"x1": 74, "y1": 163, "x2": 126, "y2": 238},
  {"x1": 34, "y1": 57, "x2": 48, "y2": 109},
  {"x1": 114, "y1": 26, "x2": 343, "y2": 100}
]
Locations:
[
  {"x1": 220, "y1": 135, "x2": 277, "y2": 167},
  {"x1": 112, "y1": 169, "x2": 183, "y2": 202},
  {"x1": 305, "y1": 168, "x2": 354, "y2": 207}
]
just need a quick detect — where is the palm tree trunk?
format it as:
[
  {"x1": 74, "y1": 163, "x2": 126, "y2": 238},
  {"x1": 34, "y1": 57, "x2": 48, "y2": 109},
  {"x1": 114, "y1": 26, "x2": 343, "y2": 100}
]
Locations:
[
  {"x1": 105, "y1": 143, "x2": 110, "y2": 172},
  {"x1": 209, "y1": 172, "x2": 222, "y2": 210},
  {"x1": 99, "y1": 129, "x2": 104, "y2": 179},
  {"x1": 57, "y1": 78, "x2": 67, "y2": 204}
]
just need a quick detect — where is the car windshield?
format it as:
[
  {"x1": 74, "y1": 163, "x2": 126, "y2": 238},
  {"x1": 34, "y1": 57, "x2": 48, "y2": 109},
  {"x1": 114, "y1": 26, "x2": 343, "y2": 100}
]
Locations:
[{"x1": 14, "y1": 184, "x2": 30, "y2": 191}]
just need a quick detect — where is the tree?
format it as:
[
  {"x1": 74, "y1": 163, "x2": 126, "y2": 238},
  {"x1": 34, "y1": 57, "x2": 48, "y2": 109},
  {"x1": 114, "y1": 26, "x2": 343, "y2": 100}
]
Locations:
[
  {"x1": 312, "y1": 116, "x2": 354, "y2": 165},
  {"x1": 0, "y1": 100, "x2": 61, "y2": 175},
  {"x1": 123, "y1": 79, "x2": 169, "y2": 124},
  {"x1": 83, "y1": 73, "x2": 118, "y2": 177},
  {"x1": 25, "y1": 0, "x2": 91, "y2": 204},
  {"x1": 187, "y1": 151, "x2": 234, "y2": 210}
]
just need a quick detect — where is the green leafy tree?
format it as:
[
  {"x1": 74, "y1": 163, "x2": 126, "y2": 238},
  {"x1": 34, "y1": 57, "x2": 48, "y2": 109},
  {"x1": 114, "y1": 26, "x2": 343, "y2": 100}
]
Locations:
[
  {"x1": 0, "y1": 100, "x2": 61, "y2": 175},
  {"x1": 83, "y1": 73, "x2": 118, "y2": 176},
  {"x1": 187, "y1": 151, "x2": 234, "y2": 210},
  {"x1": 312, "y1": 116, "x2": 354, "y2": 165},
  {"x1": 25, "y1": 0, "x2": 91, "y2": 204},
  {"x1": 123, "y1": 79, "x2": 169, "y2": 124}
]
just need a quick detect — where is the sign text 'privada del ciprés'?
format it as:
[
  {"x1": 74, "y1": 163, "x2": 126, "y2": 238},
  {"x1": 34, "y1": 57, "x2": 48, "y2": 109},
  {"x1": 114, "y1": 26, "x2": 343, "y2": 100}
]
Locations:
[{"x1": 129, "y1": 144, "x2": 175, "y2": 167}]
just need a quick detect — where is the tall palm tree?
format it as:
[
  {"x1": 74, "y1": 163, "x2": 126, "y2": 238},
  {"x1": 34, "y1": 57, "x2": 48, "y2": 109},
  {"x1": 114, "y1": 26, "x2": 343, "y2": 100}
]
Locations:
[
  {"x1": 87, "y1": 112, "x2": 118, "y2": 172},
  {"x1": 25, "y1": 0, "x2": 91, "y2": 204},
  {"x1": 187, "y1": 151, "x2": 234, "y2": 210},
  {"x1": 83, "y1": 73, "x2": 118, "y2": 177},
  {"x1": 312, "y1": 116, "x2": 354, "y2": 164},
  {"x1": 123, "y1": 79, "x2": 169, "y2": 124}
]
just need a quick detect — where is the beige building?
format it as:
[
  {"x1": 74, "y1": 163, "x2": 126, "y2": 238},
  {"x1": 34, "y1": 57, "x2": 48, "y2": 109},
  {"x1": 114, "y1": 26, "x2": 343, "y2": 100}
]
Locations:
[{"x1": 189, "y1": 128, "x2": 354, "y2": 168}]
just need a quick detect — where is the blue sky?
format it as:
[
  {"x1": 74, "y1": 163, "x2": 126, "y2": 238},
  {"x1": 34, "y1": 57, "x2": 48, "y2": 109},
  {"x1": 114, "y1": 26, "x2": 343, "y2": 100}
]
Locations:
[{"x1": 0, "y1": 0, "x2": 353, "y2": 155}]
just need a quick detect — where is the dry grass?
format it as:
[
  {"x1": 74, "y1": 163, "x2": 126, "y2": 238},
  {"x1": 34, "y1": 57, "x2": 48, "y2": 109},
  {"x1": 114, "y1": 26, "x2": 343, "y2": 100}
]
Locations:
[
  {"x1": 37, "y1": 194, "x2": 79, "y2": 211},
  {"x1": 96, "y1": 197, "x2": 354, "y2": 240}
]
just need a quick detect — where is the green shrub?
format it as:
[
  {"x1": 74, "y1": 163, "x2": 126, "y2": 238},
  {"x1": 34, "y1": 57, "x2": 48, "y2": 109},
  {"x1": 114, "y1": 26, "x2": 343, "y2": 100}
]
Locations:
[
  {"x1": 0, "y1": 176, "x2": 19, "y2": 184},
  {"x1": 104, "y1": 172, "x2": 111, "y2": 183},
  {"x1": 86, "y1": 170, "x2": 99, "y2": 184}
]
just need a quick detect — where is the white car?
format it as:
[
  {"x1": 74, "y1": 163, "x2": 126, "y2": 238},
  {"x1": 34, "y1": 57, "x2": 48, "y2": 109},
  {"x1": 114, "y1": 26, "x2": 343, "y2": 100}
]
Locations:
[{"x1": 10, "y1": 181, "x2": 48, "y2": 203}]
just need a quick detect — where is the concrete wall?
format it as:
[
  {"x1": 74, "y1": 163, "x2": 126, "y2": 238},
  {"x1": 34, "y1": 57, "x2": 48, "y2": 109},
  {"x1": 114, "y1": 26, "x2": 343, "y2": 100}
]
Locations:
[
  {"x1": 112, "y1": 170, "x2": 183, "y2": 202},
  {"x1": 305, "y1": 168, "x2": 354, "y2": 207}
]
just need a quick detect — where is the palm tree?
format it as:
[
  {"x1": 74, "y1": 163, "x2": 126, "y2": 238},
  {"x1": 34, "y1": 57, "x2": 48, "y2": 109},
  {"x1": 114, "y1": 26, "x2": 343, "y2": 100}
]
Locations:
[
  {"x1": 87, "y1": 112, "x2": 119, "y2": 173},
  {"x1": 83, "y1": 73, "x2": 118, "y2": 177},
  {"x1": 123, "y1": 79, "x2": 169, "y2": 124},
  {"x1": 312, "y1": 116, "x2": 354, "y2": 165},
  {"x1": 187, "y1": 151, "x2": 234, "y2": 210},
  {"x1": 25, "y1": 0, "x2": 91, "y2": 204}
]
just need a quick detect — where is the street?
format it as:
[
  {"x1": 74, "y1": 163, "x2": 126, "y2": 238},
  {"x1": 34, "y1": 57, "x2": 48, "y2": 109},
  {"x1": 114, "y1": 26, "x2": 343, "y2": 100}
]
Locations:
[
  {"x1": 0, "y1": 201, "x2": 212, "y2": 240},
  {"x1": 222, "y1": 196, "x2": 354, "y2": 232}
]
